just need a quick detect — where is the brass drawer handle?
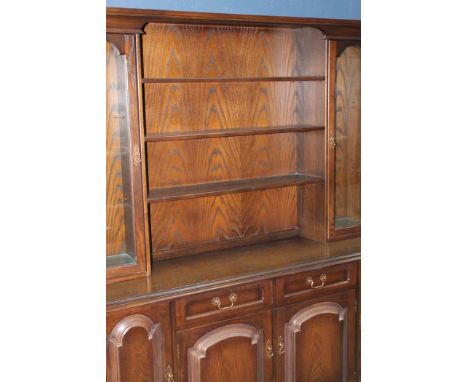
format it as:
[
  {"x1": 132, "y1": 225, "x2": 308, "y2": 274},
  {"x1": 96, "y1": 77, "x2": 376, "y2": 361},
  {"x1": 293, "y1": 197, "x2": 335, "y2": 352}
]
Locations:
[
  {"x1": 276, "y1": 336, "x2": 285, "y2": 355},
  {"x1": 305, "y1": 273, "x2": 327, "y2": 289},
  {"x1": 165, "y1": 365, "x2": 174, "y2": 382},
  {"x1": 317, "y1": 273, "x2": 327, "y2": 288},
  {"x1": 265, "y1": 339, "x2": 274, "y2": 358},
  {"x1": 133, "y1": 145, "x2": 142, "y2": 167},
  {"x1": 212, "y1": 293, "x2": 238, "y2": 310}
]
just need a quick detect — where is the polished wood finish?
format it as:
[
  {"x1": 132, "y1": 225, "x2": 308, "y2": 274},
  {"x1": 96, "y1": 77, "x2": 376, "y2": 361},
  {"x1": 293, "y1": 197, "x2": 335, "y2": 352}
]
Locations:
[
  {"x1": 175, "y1": 280, "x2": 273, "y2": 330},
  {"x1": 107, "y1": 236, "x2": 360, "y2": 308},
  {"x1": 148, "y1": 174, "x2": 323, "y2": 203},
  {"x1": 106, "y1": 302, "x2": 173, "y2": 382},
  {"x1": 176, "y1": 311, "x2": 273, "y2": 382},
  {"x1": 327, "y1": 40, "x2": 361, "y2": 240},
  {"x1": 275, "y1": 291, "x2": 355, "y2": 382},
  {"x1": 275, "y1": 262, "x2": 357, "y2": 305},
  {"x1": 106, "y1": 33, "x2": 150, "y2": 283},
  {"x1": 150, "y1": 188, "x2": 298, "y2": 258},
  {"x1": 107, "y1": 7, "x2": 361, "y2": 39},
  {"x1": 144, "y1": 82, "x2": 324, "y2": 135},
  {"x1": 145, "y1": 124, "x2": 324, "y2": 142},
  {"x1": 147, "y1": 133, "x2": 297, "y2": 189},
  {"x1": 142, "y1": 23, "x2": 324, "y2": 79},
  {"x1": 140, "y1": 18, "x2": 327, "y2": 258},
  {"x1": 106, "y1": 8, "x2": 360, "y2": 382}
]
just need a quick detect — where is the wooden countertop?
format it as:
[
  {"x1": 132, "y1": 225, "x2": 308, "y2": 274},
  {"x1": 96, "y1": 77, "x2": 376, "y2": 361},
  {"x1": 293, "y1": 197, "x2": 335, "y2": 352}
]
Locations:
[{"x1": 107, "y1": 236, "x2": 361, "y2": 309}]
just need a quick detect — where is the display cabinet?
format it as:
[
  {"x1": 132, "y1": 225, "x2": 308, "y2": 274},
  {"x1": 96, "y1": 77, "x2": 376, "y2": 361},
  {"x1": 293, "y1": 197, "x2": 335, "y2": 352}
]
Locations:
[
  {"x1": 327, "y1": 40, "x2": 361, "y2": 240},
  {"x1": 106, "y1": 33, "x2": 150, "y2": 283},
  {"x1": 106, "y1": 8, "x2": 361, "y2": 382}
]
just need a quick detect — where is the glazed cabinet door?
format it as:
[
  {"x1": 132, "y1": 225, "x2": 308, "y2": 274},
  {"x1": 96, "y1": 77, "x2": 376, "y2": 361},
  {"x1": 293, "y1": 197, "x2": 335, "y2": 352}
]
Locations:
[
  {"x1": 274, "y1": 290, "x2": 356, "y2": 382},
  {"x1": 106, "y1": 32, "x2": 149, "y2": 282},
  {"x1": 176, "y1": 310, "x2": 273, "y2": 382},
  {"x1": 106, "y1": 302, "x2": 174, "y2": 382},
  {"x1": 327, "y1": 40, "x2": 361, "y2": 240}
]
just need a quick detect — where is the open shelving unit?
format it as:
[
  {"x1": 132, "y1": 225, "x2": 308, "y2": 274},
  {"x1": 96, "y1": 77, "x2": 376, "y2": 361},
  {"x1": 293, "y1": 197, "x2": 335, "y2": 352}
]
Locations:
[{"x1": 141, "y1": 22, "x2": 328, "y2": 260}]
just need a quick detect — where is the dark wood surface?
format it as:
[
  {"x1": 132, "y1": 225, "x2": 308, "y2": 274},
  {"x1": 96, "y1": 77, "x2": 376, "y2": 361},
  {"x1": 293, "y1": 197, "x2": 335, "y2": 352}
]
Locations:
[
  {"x1": 107, "y1": 7, "x2": 361, "y2": 40},
  {"x1": 275, "y1": 290, "x2": 355, "y2": 382},
  {"x1": 175, "y1": 280, "x2": 273, "y2": 330},
  {"x1": 145, "y1": 124, "x2": 324, "y2": 142},
  {"x1": 142, "y1": 23, "x2": 325, "y2": 79},
  {"x1": 275, "y1": 262, "x2": 357, "y2": 306},
  {"x1": 146, "y1": 134, "x2": 298, "y2": 189},
  {"x1": 107, "y1": 236, "x2": 360, "y2": 308},
  {"x1": 106, "y1": 302, "x2": 173, "y2": 382},
  {"x1": 150, "y1": 187, "x2": 298, "y2": 257},
  {"x1": 144, "y1": 81, "x2": 324, "y2": 135},
  {"x1": 148, "y1": 174, "x2": 323, "y2": 202},
  {"x1": 106, "y1": 8, "x2": 361, "y2": 382},
  {"x1": 176, "y1": 310, "x2": 273, "y2": 382}
]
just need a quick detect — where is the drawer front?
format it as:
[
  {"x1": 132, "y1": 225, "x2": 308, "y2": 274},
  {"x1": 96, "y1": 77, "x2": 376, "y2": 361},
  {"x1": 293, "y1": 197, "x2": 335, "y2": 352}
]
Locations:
[
  {"x1": 275, "y1": 262, "x2": 357, "y2": 305},
  {"x1": 175, "y1": 280, "x2": 273, "y2": 330}
]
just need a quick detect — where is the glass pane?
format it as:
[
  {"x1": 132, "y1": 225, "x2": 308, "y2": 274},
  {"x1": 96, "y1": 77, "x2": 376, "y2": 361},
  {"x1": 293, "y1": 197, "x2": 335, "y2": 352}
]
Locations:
[
  {"x1": 334, "y1": 46, "x2": 361, "y2": 229},
  {"x1": 106, "y1": 41, "x2": 136, "y2": 268}
]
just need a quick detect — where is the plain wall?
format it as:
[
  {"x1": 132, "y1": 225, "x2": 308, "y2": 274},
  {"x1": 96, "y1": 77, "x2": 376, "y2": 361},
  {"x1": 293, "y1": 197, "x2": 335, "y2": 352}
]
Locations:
[{"x1": 106, "y1": 0, "x2": 361, "y2": 20}]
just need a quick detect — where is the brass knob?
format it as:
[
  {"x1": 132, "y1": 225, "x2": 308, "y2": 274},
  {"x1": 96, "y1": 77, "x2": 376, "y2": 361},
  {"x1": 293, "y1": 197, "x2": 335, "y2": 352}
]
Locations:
[
  {"x1": 265, "y1": 339, "x2": 274, "y2": 358},
  {"x1": 276, "y1": 336, "x2": 285, "y2": 355},
  {"x1": 211, "y1": 293, "x2": 238, "y2": 310},
  {"x1": 305, "y1": 273, "x2": 327, "y2": 289},
  {"x1": 317, "y1": 273, "x2": 327, "y2": 288},
  {"x1": 133, "y1": 145, "x2": 142, "y2": 167},
  {"x1": 165, "y1": 365, "x2": 174, "y2": 382}
]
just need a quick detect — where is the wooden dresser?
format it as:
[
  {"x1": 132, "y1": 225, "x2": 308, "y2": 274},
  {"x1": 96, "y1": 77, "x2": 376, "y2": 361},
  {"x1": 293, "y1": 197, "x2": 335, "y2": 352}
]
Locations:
[{"x1": 106, "y1": 8, "x2": 361, "y2": 382}]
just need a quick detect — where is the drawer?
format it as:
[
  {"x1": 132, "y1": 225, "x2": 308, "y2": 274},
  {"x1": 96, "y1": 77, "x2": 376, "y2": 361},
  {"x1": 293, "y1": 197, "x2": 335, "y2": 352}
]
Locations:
[
  {"x1": 175, "y1": 280, "x2": 273, "y2": 330},
  {"x1": 275, "y1": 262, "x2": 357, "y2": 305}
]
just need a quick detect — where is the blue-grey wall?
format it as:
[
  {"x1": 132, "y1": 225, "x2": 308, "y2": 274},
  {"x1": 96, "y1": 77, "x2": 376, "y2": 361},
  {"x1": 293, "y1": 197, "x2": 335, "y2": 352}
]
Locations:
[{"x1": 106, "y1": 0, "x2": 360, "y2": 20}]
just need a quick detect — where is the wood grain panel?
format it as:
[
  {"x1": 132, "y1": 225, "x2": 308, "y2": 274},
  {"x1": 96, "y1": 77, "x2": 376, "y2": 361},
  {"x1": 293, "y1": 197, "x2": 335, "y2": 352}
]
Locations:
[
  {"x1": 119, "y1": 327, "x2": 155, "y2": 381},
  {"x1": 149, "y1": 187, "x2": 297, "y2": 255},
  {"x1": 147, "y1": 133, "x2": 297, "y2": 189},
  {"x1": 201, "y1": 337, "x2": 258, "y2": 382},
  {"x1": 334, "y1": 46, "x2": 361, "y2": 227},
  {"x1": 106, "y1": 41, "x2": 130, "y2": 258},
  {"x1": 295, "y1": 313, "x2": 343, "y2": 381},
  {"x1": 176, "y1": 310, "x2": 273, "y2": 382},
  {"x1": 142, "y1": 23, "x2": 325, "y2": 79},
  {"x1": 144, "y1": 82, "x2": 324, "y2": 134}
]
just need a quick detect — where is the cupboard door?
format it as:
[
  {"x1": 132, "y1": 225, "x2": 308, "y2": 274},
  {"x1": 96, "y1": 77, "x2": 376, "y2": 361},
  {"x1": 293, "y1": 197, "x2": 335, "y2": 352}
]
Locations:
[
  {"x1": 327, "y1": 40, "x2": 361, "y2": 240},
  {"x1": 106, "y1": 32, "x2": 149, "y2": 283},
  {"x1": 176, "y1": 310, "x2": 273, "y2": 382},
  {"x1": 106, "y1": 303, "x2": 173, "y2": 382},
  {"x1": 275, "y1": 290, "x2": 355, "y2": 382}
]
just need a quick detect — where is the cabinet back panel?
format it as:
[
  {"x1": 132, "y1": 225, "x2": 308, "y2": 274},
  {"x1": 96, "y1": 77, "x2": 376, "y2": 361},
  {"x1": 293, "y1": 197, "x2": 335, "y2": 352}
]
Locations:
[
  {"x1": 142, "y1": 23, "x2": 325, "y2": 79},
  {"x1": 144, "y1": 82, "x2": 324, "y2": 134},
  {"x1": 150, "y1": 187, "x2": 297, "y2": 254},
  {"x1": 147, "y1": 133, "x2": 297, "y2": 189}
]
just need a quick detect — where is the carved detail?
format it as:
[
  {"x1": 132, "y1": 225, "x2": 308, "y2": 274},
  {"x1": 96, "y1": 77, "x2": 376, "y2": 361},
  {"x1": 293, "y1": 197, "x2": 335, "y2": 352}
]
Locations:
[
  {"x1": 108, "y1": 314, "x2": 165, "y2": 382},
  {"x1": 188, "y1": 323, "x2": 264, "y2": 382},
  {"x1": 284, "y1": 302, "x2": 347, "y2": 382}
]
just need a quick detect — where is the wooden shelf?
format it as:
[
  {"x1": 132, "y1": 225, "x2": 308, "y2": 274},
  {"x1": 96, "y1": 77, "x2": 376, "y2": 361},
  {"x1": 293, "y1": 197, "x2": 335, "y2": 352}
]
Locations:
[
  {"x1": 148, "y1": 173, "x2": 324, "y2": 203},
  {"x1": 145, "y1": 124, "x2": 324, "y2": 142},
  {"x1": 142, "y1": 76, "x2": 325, "y2": 83}
]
